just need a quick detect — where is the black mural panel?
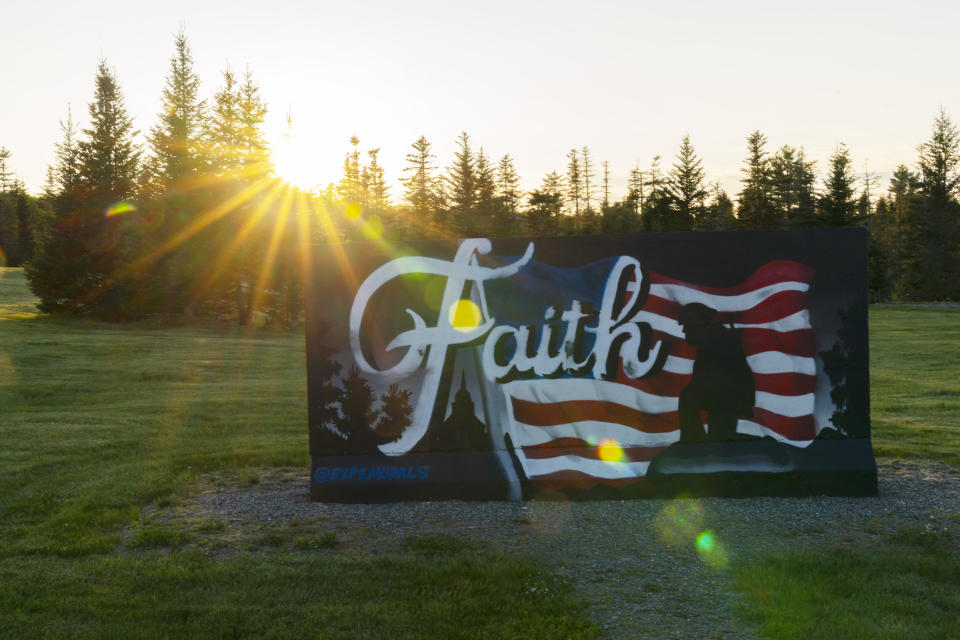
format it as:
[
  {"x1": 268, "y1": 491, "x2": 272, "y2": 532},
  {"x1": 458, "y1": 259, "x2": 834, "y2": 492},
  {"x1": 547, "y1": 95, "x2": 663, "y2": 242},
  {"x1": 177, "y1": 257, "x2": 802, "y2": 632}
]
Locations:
[{"x1": 305, "y1": 229, "x2": 876, "y2": 501}]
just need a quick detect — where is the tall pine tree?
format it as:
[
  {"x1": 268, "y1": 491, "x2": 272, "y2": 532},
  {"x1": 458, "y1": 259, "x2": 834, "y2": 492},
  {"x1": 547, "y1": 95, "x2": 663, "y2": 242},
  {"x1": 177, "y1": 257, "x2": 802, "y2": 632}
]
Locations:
[{"x1": 27, "y1": 61, "x2": 141, "y2": 316}]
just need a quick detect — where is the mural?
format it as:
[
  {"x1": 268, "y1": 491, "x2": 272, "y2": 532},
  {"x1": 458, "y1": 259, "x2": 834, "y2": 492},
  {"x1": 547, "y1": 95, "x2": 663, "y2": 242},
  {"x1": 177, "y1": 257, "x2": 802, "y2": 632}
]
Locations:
[{"x1": 305, "y1": 229, "x2": 877, "y2": 501}]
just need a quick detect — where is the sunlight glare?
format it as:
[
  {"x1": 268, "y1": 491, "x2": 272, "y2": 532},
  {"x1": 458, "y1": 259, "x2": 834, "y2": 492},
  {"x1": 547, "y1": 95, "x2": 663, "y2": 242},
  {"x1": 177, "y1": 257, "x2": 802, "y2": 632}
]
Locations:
[
  {"x1": 448, "y1": 299, "x2": 482, "y2": 333},
  {"x1": 597, "y1": 438, "x2": 624, "y2": 463},
  {"x1": 271, "y1": 134, "x2": 320, "y2": 192}
]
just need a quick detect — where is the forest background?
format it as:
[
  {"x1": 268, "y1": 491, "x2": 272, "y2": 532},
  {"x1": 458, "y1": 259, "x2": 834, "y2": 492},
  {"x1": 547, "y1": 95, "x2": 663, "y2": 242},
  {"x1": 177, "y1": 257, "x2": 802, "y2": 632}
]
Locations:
[{"x1": 1, "y1": 31, "x2": 958, "y2": 324}]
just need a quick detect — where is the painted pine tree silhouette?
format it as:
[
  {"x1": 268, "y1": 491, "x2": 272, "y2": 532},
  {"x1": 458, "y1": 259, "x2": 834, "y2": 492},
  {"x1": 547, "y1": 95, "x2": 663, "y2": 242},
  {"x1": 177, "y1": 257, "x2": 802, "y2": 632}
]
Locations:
[{"x1": 375, "y1": 384, "x2": 413, "y2": 444}]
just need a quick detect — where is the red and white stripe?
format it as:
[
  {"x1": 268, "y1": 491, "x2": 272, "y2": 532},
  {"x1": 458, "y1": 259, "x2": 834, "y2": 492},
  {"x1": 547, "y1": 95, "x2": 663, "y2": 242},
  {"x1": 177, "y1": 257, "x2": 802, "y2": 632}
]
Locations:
[{"x1": 503, "y1": 260, "x2": 817, "y2": 491}]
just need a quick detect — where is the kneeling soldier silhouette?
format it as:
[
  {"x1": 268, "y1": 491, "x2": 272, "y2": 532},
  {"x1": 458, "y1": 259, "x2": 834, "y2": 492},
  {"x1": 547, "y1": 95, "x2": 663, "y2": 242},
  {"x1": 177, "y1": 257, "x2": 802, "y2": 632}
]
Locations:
[{"x1": 677, "y1": 302, "x2": 755, "y2": 443}]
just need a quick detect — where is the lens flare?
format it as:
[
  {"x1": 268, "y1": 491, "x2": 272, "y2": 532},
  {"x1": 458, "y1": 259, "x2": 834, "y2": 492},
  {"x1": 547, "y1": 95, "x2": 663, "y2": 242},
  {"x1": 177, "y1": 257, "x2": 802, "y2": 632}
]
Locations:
[
  {"x1": 363, "y1": 216, "x2": 383, "y2": 239},
  {"x1": 597, "y1": 438, "x2": 624, "y2": 463},
  {"x1": 345, "y1": 202, "x2": 362, "y2": 219},
  {"x1": 448, "y1": 299, "x2": 482, "y2": 333},
  {"x1": 655, "y1": 498, "x2": 705, "y2": 547},
  {"x1": 696, "y1": 529, "x2": 728, "y2": 569},
  {"x1": 696, "y1": 530, "x2": 715, "y2": 553},
  {"x1": 106, "y1": 201, "x2": 136, "y2": 217}
]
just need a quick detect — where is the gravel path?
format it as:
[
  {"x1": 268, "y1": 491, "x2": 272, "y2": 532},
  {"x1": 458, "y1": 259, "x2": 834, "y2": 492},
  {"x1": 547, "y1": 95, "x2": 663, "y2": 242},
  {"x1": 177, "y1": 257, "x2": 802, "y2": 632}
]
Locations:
[{"x1": 146, "y1": 458, "x2": 960, "y2": 639}]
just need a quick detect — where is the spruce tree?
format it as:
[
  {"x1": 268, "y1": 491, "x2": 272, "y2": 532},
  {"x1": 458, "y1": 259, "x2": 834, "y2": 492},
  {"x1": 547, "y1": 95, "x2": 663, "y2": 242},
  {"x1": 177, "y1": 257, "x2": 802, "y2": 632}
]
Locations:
[
  {"x1": 737, "y1": 131, "x2": 775, "y2": 228},
  {"x1": 199, "y1": 65, "x2": 272, "y2": 322},
  {"x1": 444, "y1": 131, "x2": 477, "y2": 236},
  {"x1": 400, "y1": 135, "x2": 440, "y2": 235},
  {"x1": 666, "y1": 134, "x2": 706, "y2": 231},
  {"x1": 27, "y1": 62, "x2": 141, "y2": 316},
  {"x1": 0, "y1": 147, "x2": 12, "y2": 193},
  {"x1": 0, "y1": 148, "x2": 13, "y2": 263},
  {"x1": 565, "y1": 149, "x2": 582, "y2": 217},
  {"x1": 817, "y1": 143, "x2": 858, "y2": 227},
  {"x1": 601, "y1": 160, "x2": 611, "y2": 211},
  {"x1": 143, "y1": 31, "x2": 207, "y2": 313},
  {"x1": 147, "y1": 31, "x2": 205, "y2": 188},
  {"x1": 626, "y1": 161, "x2": 643, "y2": 215},
  {"x1": 526, "y1": 170, "x2": 564, "y2": 235},
  {"x1": 474, "y1": 147, "x2": 496, "y2": 235},
  {"x1": 581, "y1": 146, "x2": 595, "y2": 214},
  {"x1": 338, "y1": 135, "x2": 363, "y2": 203},
  {"x1": 496, "y1": 154, "x2": 521, "y2": 216},
  {"x1": 905, "y1": 109, "x2": 960, "y2": 299}
]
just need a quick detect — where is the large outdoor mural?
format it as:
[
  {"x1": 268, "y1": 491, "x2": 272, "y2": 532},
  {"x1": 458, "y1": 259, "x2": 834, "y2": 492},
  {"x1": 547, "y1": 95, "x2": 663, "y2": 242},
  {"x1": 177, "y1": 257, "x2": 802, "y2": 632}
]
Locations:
[{"x1": 305, "y1": 229, "x2": 877, "y2": 501}]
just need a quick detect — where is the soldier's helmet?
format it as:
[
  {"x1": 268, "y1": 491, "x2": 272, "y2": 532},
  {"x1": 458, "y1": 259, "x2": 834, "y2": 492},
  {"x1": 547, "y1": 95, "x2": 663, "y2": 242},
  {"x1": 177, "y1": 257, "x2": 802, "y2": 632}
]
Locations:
[{"x1": 677, "y1": 302, "x2": 718, "y2": 328}]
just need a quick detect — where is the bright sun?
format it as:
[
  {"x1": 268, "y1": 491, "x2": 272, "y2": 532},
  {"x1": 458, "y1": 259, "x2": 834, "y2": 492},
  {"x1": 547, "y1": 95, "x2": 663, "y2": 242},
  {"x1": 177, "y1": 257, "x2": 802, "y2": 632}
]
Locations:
[{"x1": 271, "y1": 133, "x2": 320, "y2": 192}]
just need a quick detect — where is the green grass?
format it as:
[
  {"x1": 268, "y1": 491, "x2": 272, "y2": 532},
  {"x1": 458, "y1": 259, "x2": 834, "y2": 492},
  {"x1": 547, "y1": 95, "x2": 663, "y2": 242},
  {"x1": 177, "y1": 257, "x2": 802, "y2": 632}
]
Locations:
[
  {"x1": 733, "y1": 531, "x2": 960, "y2": 639},
  {"x1": 870, "y1": 306, "x2": 960, "y2": 464},
  {"x1": 0, "y1": 550, "x2": 595, "y2": 639},
  {"x1": 0, "y1": 268, "x2": 597, "y2": 638}
]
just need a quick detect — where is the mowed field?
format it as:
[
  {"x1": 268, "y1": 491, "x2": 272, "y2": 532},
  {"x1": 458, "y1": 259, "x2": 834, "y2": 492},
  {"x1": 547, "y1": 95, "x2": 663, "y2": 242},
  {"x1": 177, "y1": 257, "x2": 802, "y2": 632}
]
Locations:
[{"x1": 0, "y1": 266, "x2": 958, "y2": 638}]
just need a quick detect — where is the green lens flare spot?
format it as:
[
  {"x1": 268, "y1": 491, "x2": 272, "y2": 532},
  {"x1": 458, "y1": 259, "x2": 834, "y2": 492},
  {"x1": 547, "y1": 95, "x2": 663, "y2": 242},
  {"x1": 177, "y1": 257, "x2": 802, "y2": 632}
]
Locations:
[
  {"x1": 696, "y1": 530, "x2": 715, "y2": 553},
  {"x1": 106, "y1": 201, "x2": 136, "y2": 217}
]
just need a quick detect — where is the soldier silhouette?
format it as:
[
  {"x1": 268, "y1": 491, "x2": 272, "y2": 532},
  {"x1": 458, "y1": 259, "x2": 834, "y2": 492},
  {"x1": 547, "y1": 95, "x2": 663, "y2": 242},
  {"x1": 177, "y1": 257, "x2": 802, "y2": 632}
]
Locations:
[{"x1": 677, "y1": 302, "x2": 755, "y2": 443}]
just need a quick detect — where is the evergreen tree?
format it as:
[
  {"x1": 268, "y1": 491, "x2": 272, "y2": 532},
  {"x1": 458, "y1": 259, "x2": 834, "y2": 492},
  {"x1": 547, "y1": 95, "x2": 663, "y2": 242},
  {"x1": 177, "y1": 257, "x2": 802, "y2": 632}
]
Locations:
[
  {"x1": 207, "y1": 68, "x2": 244, "y2": 177},
  {"x1": 444, "y1": 131, "x2": 477, "y2": 235},
  {"x1": 857, "y1": 160, "x2": 878, "y2": 219},
  {"x1": 0, "y1": 170, "x2": 36, "y2": 267},
  {"x1": 817, "y1": 143, "x2": 858, "y2": 226},
  {"x1": 697, "y1": 182, "x2": 735, "y2": 230},
  {"x1": 626, "y1": 161, "x2": 644, "y2": 215},
  {"x1": 769, "y1": 145, "x2": 816, "y2": 226},
  {"x1": 581, "y1": 146, "x2": 595, "y2": 214},
  {"x1": 147, "y1": 30, "x2": 205, "y2": 188},
  {"x1": 400, "y1": 135, "x2": 440, "y2": 235},
  {"x1": 666, "y1": 134, "x2": 706, "y2": 230},
  {"x1": 737, "y1": 130, "x2": 776, "y2": 228},
  {"x1": 526, "y1": 170, "x2": 564, "y2": 235},
  {"x1": 197, "y1": 65, "x2": 273, "y2": 322},
  {"x1": 474, "y1": 147, "x2": 497, "y2": 235},
  {"x1": 905, "y1": 109, "x2": 960, "y2": 299},
  {"x1": 565, "y1": 148, "x2": 582, "y2": 218},
  {"x1": 917, "y1": 108, "x2": 960, "y2": 205},
  {"x1": 142, "y1": 31, "x2": 207, "y2": 313},
  {"x1": 338, "y1": 135, "x2": 363, "y2": 203},
  {"x1": 0, "y1": 148, "x2": 13, "y2": 263},
  {"x1": 27, "y1": 61, "x2": 141, "y2": 316},
  {"x1": 496, "y1": 154, "x2": 521, "y2": 216},
  {"x1": 640, "y1": 155, "x2": 671, "y2": 232},
  {"x1": 237, "y1": 69, "x2": 270, "y2": 172},
  {"x1": 0, "y1": 147, "x2": 12, "y2": 193},
  {"x1": 600, "y1": 160, "x2": 611, "y2": 211}
]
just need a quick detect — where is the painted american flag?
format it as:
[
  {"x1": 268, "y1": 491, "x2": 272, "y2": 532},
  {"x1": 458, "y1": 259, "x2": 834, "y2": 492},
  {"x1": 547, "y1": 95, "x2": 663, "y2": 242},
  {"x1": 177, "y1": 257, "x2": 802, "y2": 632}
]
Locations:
[{"x1": 497, "y1": 260, "x2": 817, "y2": 492}]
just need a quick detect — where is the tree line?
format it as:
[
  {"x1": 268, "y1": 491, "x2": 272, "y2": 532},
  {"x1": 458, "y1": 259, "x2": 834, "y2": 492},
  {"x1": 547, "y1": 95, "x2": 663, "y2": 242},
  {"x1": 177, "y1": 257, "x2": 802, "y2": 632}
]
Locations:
[{"x1": 1, "y1": 32, "x2": 958, "y2": 324}]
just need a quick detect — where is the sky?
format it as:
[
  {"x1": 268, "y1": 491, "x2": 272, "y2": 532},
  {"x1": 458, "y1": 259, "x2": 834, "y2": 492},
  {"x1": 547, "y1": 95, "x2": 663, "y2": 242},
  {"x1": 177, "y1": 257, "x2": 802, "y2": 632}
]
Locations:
[{"x1": 2, "y1": 0, "x2": 959, "y2": 201}]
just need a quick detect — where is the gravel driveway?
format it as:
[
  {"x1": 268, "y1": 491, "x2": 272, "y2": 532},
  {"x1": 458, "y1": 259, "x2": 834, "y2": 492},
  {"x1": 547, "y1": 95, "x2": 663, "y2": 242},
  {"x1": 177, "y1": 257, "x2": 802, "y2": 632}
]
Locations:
[{"x1": 146, "y1": 458, "x2": 960, "y2": 639}]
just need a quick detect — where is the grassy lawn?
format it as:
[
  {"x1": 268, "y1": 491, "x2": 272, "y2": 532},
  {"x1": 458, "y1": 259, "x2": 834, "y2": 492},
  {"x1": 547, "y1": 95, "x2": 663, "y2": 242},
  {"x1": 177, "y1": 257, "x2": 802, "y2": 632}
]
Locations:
[
  {"x1": 869, "y1": 306, "x2": 960, "y2": 464},
  {"x1": 0, "y1": 268, "x2": 596, "y2": 638},
  {"x1": 1, "y1": 266, "x2": 958, "y2": 638}
]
